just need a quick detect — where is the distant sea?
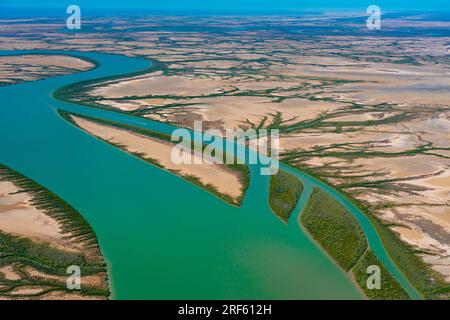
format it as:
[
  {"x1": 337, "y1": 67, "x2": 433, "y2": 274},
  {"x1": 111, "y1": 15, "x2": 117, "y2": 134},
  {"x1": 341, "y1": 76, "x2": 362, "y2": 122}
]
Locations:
[
  {"x1": 0, "y1": 7, "x2": 449, "y2": 37},
  {"x1": 0, "y1": 7, "x2": 328, "y2": 18}
]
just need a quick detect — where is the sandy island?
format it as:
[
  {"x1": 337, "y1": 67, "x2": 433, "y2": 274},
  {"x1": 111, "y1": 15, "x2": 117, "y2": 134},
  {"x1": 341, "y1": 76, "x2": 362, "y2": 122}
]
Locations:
[{"x1": 71, "y1": 115, "x2": 245, "y2": 204}]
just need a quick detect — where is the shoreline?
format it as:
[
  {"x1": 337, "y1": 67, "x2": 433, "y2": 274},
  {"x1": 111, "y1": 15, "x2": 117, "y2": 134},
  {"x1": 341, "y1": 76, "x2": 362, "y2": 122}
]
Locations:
[
  {"x1": 0, "y1": 163, "x2": 110, "y2": 300},
  {"x1": 50, "y1": 52, "x2": 432, "y2": 299},
  {"x1": 2, "y1": 49, "x2": 445, "y2": 299},
  {"x1": 58, "y1": 110, "x2": 250, "y2": 207},
  {"x1": 0, "y1": 52, "x2": 99, "y2": 87}
]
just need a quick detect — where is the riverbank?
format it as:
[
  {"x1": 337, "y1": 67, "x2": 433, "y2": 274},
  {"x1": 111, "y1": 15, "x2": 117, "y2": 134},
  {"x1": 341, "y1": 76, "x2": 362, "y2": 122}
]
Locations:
[
  {"x1": 300, "y1": 187, "x2": 410, "y2": 299},
  {"x1": 50, "y1": 52, "x2": 435, "y2": 299},
  {"x1": 269, "y1": 170, "x2": 303, "y2": 223},
  {"x1": 0, "y1": 164, "x2": 109, "y2": 300},
  {"x1": 0, "y1": 53, "x2": 97, "y2": 86},
  {"x1": 1, "y1": 49, "x2": 428, "y2": 299},
  {"x1": 59, "y1": 110, "x2": 249, "y2": 207},
  {"x1": 294, "y1": 165, "x2": 449, "y2": 299}
]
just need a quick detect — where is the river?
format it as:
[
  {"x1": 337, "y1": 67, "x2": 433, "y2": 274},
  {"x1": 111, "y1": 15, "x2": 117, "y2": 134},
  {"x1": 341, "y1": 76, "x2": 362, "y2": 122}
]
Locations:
[{"x1": 0, "y1": 50, "x2": 420, "y2": 299}]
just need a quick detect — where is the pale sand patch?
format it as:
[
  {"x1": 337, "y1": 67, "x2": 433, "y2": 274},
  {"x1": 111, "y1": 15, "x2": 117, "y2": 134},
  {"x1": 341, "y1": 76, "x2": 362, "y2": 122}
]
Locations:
[
  {"x1": 404, "y1": 116, "x2": 450, "y2": 149},
  {"x1": 10, "y1": 286, "x2": 44, "y2": 295},
  {"x1": 0, "y1": 55, "x2": 93, "y2": 70},
  {"x1": 379, "y1": 205, "x2": 450, "y2": 280},
  {"x1": 423, "y1": 255, "x2": 450, "y2": 282},
  {"x1": 91, "y1": 74, "x2": 226, "y2": 98},
  {"x1": 342, "y1": 155, "x2": 450, "y2": 208},
  {"x1": 391, "y1": 222, "x2": 448, "y2": 255},
  {"x1": 392, "y1": 226, "x2": 424, "y2": 242},
  {"x1": 406, "y1": 168, "x2": 450, "y2": 204},
  {"x1": 25, "y1": 266, "x2": 105, "y2": 288},
  {"x1": 301, "y1": 157, "x2": 344, "y2": 167},
  {"x1": 327, "y1": 112, "x2": 394, "y2": 122},
  {"x1": 411, "y1": 205, "x2": 450, "y2": 230},
  {"x1": 282, "y1": 111, "x2": 449, "y2": 153},
  {"x1": 286, "y1": 56, "x2": 450, "y2": 105},
  {"x1": 426, "y1": 150, "x2": 450, "y2": 158},
  {"x1": 25, "y1": 267, "x2": 65, "y2": 283},
  {"x1": 72, "y1": 116, "x2": 243, "y2": 200},
  {"x1": 0, "y1": 181, "x2": 80, "y2": 251},
  {"x1": 97, "y1": 98, "x2": 180, "y2": 111},
  {"x1": 0, "y1": 54, "x2": 94, "y2": 85},
  {"x1": 0, "y1": 265, "x2": 21, "y2": 281},
  {"x1": 40, "y1": 291, "x2": 105, "y2": 300},
  {"x1": 0, "y1": 55, "x2": 93, "y2": 69},
  {"x1": 346, "y1": 154, "x2": 447, "y2": 180},
  {"x1": 386, "y1": 206, "x2": 450, "y2": 238},
  {"x1": 178, "y1": 96, "x2": 345, "y2": 131},
  {"x1": 0, "y1": 181, "x2": 61, "y2": 240},
  {"x1": 397, "y1": 156, "x2": 446, "y2": 179},
  {"x1": 170, "y1": 59, "x2": 242, "y2": 70},
  {"x1": 280, "y1": 130, "x2": 422, "y2": 153},
  {"x1": 268, "y1": 98, "x2": 345, "y2": 125},
  {"x1": 81, "y1": 274, "x2": 106, "y2": 288},
  {"x1": 97, "y1": 100, "x2": 142, "y2": 111}
]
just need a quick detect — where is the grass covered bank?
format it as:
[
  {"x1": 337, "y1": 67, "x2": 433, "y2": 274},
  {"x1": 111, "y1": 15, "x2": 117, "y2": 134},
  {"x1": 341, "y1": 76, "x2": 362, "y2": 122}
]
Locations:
[
  {"x1": 300, "y1": 188, "x2": 367, "y2": 271},
  {"x1": 287, "y1": 160, "x2": 449, "y2": 299},
  {"x1": 0, "y1": 163, "x2": 109, "y2": 299},
  {"x1": 352, "y1": 250, "x2": 409, "y2": 300},
  {"x1": 300, "y1": 187, "x2": 412, "y2": 299},
  {"x1": 360, "y1": 206, "x2": 450, "y2": 299},
  {"x1": 269, "y1": 170, "x2": 303, "y2": 222}
]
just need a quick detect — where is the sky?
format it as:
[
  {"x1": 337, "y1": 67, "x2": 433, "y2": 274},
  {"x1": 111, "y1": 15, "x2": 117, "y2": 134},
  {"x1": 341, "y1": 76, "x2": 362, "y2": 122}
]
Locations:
[{"x1": 1, "y1": 0, "x2": 449, "y2": 11}]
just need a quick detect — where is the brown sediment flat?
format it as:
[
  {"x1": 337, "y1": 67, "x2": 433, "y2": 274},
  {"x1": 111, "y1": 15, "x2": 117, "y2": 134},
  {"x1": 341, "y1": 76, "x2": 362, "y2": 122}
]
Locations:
[
  {"x1": 97, "y1": 98, "x2": 180, "y2": 111},
  {"x1": 39, "y1": 291, "x2": 105, "y2": 300},
  {"x1": 9, "y1": 286, "x2": 44, "y2": 295},
  {"x1": 24, "y1": 267, "x2": 65, "y2": 283},
  {"x1": 0, "y1": 55, "x2": 93, "y2": 69},
  {"x1": 392, "y1": 226, "x2": 424, "y2": 242},
  {"x1": 423, "y1": 255, "x2": 450, "y2": 282},
  {"x1": 0, "y1": 168, "x2": 108, "y2": 300},
  {"x1": 144, "y1": 96, "x2": 345, "y2": 132},
  {"x1": 2, "y1": 14, "x2": 449, "y2": 286},
  {"x1": 0, "y1": 54, "x2": 94, "y2": 85},
  {"x1": 91, "y1": 73, "x2": 226, "y2": 98},
  {"x1": 280, "y1": 130, "x2": 424, "y2": 153},
  {"x1": 71, "y1": 116, "x2": 244, "y2": 201},
  {"x1": 0, "y1": 265, "x2": 21, "y2": 281},
  {"x1": 0, "y1": 180, "x2": 79, "y2": 251},
  {"x1": 24, "y1": 266, "x2": 107, "y2": 288}
]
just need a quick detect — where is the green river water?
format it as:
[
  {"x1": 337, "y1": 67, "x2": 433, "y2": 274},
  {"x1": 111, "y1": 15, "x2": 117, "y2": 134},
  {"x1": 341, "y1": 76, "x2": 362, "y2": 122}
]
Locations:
[{"x1": 0, "y1": 51, "x2": 421, "y2": 299}]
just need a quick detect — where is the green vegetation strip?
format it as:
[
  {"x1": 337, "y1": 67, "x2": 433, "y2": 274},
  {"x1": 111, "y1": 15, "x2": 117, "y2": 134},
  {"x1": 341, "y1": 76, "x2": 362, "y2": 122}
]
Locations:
[
  {"x1": 300, "y1": 188, "x2": 367, "y2": 271},
  {"x1": 289, "y1": 163, "x2": 450, "y2": 299},
  {"x1": 0, "y1": 164, "x2": 98, "y2": 247},
  {"x1": 269, "y1": 170, "x2": 303, "y2": 222},
  {"x1": 300, "y1": 187, "x2": 414, "y2": 299},
  {"x1": 58, "y1": 110, "x2": 249, "y2": 207},
  {"x1": 352, "y1": 250, "x2": 409, "y2": 300},
  {"x1": 357, "y1": 204, "x2": 450, "y2": 300},
  {"x1": 0, "y1": 163, "x2": 108, "y2": 298},
  {"x1": 0, "y1": 232, "x2": 108, "y2": 298}
]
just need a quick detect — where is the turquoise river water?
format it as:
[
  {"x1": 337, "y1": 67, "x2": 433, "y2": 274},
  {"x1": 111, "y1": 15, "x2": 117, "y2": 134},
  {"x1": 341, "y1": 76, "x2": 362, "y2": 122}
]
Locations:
[{"x1": 0, "y1": 51, "x2": 421, "y2": 299}]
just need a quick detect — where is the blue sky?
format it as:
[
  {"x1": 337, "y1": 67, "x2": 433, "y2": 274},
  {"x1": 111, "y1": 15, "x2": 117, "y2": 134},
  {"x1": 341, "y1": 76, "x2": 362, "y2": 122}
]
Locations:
[{"x1": 1, "y1": 0, "x2": 449, "y2": 10}]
